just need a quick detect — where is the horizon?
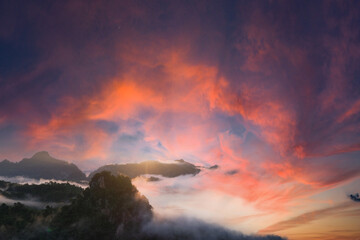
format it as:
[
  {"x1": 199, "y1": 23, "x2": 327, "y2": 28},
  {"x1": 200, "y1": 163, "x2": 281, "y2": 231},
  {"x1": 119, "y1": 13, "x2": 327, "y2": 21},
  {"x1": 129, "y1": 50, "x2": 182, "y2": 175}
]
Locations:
[
  {"x1": 1, "y1": 1, "x2": 360, "y2": 239},
  {"x1": 0, "y1": 150, "x2": 204, "y2": 171}
]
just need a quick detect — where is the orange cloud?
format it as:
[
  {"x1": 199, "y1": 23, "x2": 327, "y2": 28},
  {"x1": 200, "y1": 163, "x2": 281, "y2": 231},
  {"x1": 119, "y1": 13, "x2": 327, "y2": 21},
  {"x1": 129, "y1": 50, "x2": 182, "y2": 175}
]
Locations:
[
  {"x1": 22, "y1": 21, "x2": 360, "y2": 213},
  {"x1": 259, "y1": 202, "x2": 360, "y2": 240}
]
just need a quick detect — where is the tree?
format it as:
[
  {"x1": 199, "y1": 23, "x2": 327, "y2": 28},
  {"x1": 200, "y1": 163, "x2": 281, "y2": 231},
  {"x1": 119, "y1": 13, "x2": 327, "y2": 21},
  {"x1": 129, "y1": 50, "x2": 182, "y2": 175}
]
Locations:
[{"x1": 51, "y1": 171, "x2": 153, "y2": 240}]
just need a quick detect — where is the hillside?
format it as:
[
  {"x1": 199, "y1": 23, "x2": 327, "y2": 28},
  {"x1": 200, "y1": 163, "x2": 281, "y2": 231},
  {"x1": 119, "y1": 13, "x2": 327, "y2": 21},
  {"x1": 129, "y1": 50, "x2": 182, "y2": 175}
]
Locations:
[{"x1": 0, "y1": 180, "x2": 83, "y2": 203}]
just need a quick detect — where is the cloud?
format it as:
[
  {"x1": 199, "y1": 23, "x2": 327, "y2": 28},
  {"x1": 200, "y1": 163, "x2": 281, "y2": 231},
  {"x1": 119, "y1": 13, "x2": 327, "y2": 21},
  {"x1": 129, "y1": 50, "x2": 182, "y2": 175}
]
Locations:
[
  {"x1": 259, "y1": 202, "x2": 358, "y2": 234},
  {"x1": 0, "y1": 193, "x2": 60, "y2": 208},
  {"x1": 141, "y1": 216, "x2": 287, "y2": 240},
  {"x1": 349, "y1": 193, "x2": 360, "y2": 202},
  {"x1": 0, "y1": 176, "x2": 87, "y2": 188},
  {"x1": 0, "y1": 0, "x2": 360, "y2": 213},
  {"x1": 226, "y1": 170, "x2": 239, "y2": 176}
]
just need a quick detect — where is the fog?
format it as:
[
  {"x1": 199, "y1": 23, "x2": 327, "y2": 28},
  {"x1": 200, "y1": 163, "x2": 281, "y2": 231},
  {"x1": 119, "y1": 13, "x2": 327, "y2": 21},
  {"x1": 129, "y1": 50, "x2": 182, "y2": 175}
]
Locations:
[
  {"x1": 0, "y1": 176, "x2": 88, "y2": 188},
  {"x1": 140, "y1": 216, "x2": 286, "y2": 240}
]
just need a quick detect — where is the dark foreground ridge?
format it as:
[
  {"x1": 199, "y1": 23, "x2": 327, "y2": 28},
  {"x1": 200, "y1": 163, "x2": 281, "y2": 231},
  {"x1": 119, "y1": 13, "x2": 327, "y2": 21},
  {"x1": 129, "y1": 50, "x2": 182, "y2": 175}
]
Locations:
[
  {"x1": 0, "y1": 171, "x2": 153, "y2": 240},
  {"x1": 0, "y1": 180, "x2": 83, "y2": 203},
  {"x1": 0, "y1": 171, "x2": 286, "y2": 240},
  {"x1": 88, "y1": 159, "x2": 201, "y2": 180},
  {"x1": 0, "y1": 151, "x2": 87, "y2": 181}
]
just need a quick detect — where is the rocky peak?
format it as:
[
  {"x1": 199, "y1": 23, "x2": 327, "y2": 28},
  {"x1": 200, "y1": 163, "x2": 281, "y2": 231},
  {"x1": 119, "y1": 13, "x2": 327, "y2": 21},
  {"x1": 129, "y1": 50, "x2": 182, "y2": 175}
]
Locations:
[{"x1": 31, "y1": 151, "x2": 51, "y2": 160}]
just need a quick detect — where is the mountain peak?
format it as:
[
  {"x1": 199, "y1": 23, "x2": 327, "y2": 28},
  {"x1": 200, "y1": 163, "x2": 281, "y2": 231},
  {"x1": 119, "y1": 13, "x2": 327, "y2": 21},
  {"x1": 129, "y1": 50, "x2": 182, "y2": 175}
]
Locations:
[
  {"x1": 31, "y1": 151, "x2": 51, "y2": 159},
  {"x1": 0, "y1": 152, "x2": 87, "y2": 181}
]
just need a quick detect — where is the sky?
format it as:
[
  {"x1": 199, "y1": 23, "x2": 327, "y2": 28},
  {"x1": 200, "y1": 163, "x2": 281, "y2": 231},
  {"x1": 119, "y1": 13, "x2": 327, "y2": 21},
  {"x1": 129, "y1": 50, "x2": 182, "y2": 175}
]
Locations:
[{"x1": 1, "y1": 0, "x2": 360, "y2": 239}]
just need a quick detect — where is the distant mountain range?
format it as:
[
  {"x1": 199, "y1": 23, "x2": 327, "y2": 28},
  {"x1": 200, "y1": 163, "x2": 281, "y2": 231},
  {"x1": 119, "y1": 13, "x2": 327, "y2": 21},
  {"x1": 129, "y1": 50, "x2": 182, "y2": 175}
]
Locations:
[
  {"x1": 88, "y1": 159, "x2": 201, "y2": 180},
  {"x1": 0, "y1": 151, "x2": 86, "y2": 181},
  {"x1": 0, "y1": 152, "x2": 202, "y2": 181}
]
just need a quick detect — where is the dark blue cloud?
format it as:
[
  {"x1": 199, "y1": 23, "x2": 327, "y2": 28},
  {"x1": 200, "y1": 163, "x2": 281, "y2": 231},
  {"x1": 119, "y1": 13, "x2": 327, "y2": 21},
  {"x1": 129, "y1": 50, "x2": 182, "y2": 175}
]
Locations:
[
  {"x1": 349, "y1": 193, "x2": 360, "y2": 202},
  {"x1": 95, "y1": 120, "x2": 119, "y2": 134}
]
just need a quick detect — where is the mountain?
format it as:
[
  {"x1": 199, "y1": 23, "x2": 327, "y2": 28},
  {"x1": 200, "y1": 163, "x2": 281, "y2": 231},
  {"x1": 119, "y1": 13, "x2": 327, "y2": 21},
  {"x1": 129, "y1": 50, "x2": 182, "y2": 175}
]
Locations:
[
  {"x1": 51, "y1": 171, "x2": 153, "y2": 239},
  {"x1": 0, "y1": 171, "x2": 153, "y2": 240},
  {"x1": 88, "y1": 159, "x2": 201, "y2": 180},
  {"x1": 0, "y1": 151, "x2": 86, "y2": 181},
  {"x1": 0, "y1": 151, "x2": 202, "y2": 182}
]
